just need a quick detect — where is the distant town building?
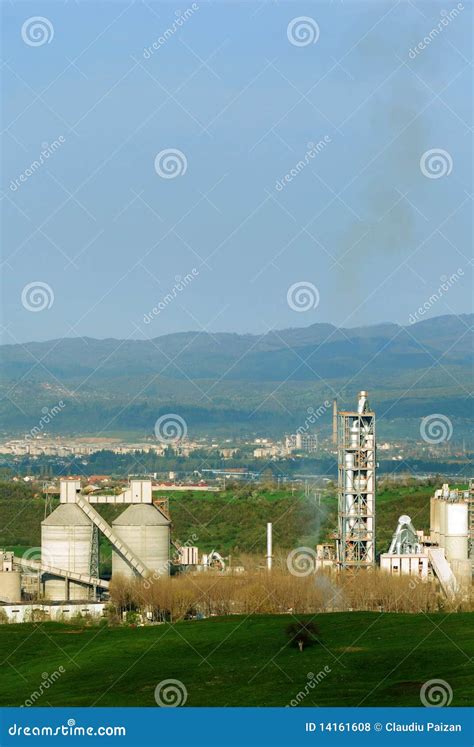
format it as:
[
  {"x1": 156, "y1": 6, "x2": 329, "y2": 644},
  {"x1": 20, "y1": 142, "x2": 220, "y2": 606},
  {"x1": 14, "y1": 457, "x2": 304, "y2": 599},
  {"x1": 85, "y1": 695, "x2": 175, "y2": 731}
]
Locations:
[
  {"x1": 285, "y1": 433, "x2": 318, "y2": 454},
  {"x1": 221, "y1": 448, "x2": 238, "y2": 458}
]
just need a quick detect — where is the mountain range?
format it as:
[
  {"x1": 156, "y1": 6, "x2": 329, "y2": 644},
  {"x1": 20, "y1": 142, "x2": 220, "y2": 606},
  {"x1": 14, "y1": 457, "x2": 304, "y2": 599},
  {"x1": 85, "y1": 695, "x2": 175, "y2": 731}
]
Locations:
[{"x1": 1, "y1": 314, "x2": 472, "y2": 439}]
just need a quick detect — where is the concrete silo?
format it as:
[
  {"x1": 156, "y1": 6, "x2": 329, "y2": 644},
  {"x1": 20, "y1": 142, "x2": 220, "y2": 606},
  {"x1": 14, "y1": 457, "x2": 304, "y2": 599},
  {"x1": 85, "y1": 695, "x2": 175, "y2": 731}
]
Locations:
[
  {"x1": 444, "y1": 501, "x2": 468, "y2": 563},
  {"x1": 0, "y1": 551, "x2": 21, "y2": 602},
  {"x1": 112, "y1": 504, "x2": 170, "y2": 579},
  {"x1": 41, "y1": 504, "x2": 94, "y2": 601}
]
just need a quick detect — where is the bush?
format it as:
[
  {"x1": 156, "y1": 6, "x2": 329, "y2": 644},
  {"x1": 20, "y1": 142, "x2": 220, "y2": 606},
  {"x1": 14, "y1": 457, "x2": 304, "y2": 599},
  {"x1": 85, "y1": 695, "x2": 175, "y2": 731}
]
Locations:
[
  {"x1": 125, "y1": 610, "x2": 141, "y2": 626},
  {"x1": 285, "y1": 621, "x2": 321, "y2": 651}
]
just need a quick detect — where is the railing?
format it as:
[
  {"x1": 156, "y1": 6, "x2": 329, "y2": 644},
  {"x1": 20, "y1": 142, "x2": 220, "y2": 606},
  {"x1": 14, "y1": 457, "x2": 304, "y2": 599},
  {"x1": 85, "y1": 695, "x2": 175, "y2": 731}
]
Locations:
[{"x1": 14, "y1": 556, "x2": 109, "y2": 589}]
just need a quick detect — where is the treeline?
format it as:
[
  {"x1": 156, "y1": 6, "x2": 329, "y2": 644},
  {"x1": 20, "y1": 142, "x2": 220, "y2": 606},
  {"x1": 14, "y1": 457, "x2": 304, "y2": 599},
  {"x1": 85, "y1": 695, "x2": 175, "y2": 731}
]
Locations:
[
  {"x1": 0, "y1": 450, "x2": 467, "y2": 478},
  {"x1": 108, "y1": 568, "x2": 470, "y2": 622}
]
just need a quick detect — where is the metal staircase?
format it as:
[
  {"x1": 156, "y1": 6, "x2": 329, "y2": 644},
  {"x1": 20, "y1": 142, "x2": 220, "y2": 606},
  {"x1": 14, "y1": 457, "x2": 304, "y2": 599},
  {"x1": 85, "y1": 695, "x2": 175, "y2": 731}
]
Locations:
[{"x1": 75, "y1": 494, "x2": 150, "y2": 578}]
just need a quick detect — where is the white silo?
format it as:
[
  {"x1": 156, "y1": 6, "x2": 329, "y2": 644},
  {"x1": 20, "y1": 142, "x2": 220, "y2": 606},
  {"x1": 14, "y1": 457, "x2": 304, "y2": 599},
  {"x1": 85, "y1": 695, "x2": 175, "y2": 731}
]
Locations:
[
  {"x1": 112, "y1": 504, "x2": 170, "y2": 579},
  {"x1": 41, "y1": 504, "x2": 94, "y2": 601},
  {"x1": 444, "y1": 501, "x2": 468, "y2": 563}
]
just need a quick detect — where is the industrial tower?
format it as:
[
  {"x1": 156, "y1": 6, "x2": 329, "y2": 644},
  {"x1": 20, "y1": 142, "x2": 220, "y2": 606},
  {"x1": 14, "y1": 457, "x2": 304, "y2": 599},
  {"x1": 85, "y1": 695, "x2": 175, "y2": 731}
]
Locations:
[{"x1": 336, "y1": 391, "x2": 376, "y2": 569}]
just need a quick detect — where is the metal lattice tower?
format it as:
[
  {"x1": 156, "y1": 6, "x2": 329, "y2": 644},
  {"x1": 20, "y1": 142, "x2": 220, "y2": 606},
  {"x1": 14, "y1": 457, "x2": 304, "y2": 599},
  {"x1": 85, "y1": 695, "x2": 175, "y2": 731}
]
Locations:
[
  {"x1": 90, "y1": 525, "x2": 99, "y2": 580},
  {"x1": 336, "y1": 391, "x2": 376, "y2": 569}
]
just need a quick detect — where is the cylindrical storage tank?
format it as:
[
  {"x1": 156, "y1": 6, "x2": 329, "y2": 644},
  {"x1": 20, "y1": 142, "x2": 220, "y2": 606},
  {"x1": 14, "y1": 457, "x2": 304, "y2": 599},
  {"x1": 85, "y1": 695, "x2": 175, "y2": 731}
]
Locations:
[
  {"x1": 0, "y1": 571, "x2": 21, "y2": 602},
  {"x1": 349, "y1": 420, "x2": 360, "y2": 447},
  {"x1": 112, "y1": 504, "x2": 170, "y2": 579},
  {"x1": 444, "y1": 502, "x2": 468, "y2": 562},
  {"x1": 41, "y1": 504, "x2": 93, "y2": 601},
  {"x1": 344, "y1": 453, "x2": 354, "y2": 490},
  {"x1": 353, "y1": 475, "x2": 367, "y2": 492}
]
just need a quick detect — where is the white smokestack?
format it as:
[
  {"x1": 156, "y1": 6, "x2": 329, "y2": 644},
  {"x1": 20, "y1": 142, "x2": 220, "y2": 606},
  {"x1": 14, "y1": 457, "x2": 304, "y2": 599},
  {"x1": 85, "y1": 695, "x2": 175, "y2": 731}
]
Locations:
[{"x1": 266, "y1": 522, "x2": 273, "y2": 571}]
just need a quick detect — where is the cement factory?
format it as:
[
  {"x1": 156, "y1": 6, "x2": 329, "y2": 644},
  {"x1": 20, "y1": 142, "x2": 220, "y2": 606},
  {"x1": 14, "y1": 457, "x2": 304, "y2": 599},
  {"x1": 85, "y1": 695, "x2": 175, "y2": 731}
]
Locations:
[{"x1": 0, "y1": 391, "x2": 472, "y2": 620}]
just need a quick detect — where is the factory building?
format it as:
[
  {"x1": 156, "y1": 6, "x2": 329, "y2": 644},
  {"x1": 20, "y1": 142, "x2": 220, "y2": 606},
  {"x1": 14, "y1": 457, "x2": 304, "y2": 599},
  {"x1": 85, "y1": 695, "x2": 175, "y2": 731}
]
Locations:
[
  {"x1": 380, "y1": 515, "x2": 430, "y2": 580},
  {"x1": 428, "y1": 484, "x2": 471, "y2": 593},
  {"x1": 0, "y1": 479, "x2": 173, "y2": 608},
  {"x1": 336, "y1": 391, "x2": 376, "y2": 569},
  {"x1": 0, "y1": 428, "x2": 472, "y2": 618},
  {"x1": 380, "y1": 484, "x2": 472, "y2": 598},
  {"x1": 285, "y1": 433, "x2": 318, "y2": 453}
]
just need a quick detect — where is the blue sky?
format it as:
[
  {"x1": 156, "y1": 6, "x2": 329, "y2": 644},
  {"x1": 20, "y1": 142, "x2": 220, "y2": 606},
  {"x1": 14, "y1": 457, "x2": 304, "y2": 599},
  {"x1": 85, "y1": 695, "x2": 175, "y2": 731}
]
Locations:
[{"x1": 1, "y1": 0, "x2": 472, "y2": 343}]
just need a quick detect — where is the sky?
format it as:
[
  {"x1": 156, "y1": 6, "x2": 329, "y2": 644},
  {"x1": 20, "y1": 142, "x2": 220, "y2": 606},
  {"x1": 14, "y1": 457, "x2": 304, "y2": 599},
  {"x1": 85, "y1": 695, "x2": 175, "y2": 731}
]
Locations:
[{"x1": 1, "y1": 0, "x2": 472, "y2": 344}]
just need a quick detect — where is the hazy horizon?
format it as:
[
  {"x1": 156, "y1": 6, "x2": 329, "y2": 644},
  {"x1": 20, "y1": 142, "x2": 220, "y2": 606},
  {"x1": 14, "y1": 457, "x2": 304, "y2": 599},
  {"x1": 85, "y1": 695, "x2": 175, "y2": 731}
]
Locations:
[{"x1": 1, "y1": 310, "x2": 472, "y2": 348}]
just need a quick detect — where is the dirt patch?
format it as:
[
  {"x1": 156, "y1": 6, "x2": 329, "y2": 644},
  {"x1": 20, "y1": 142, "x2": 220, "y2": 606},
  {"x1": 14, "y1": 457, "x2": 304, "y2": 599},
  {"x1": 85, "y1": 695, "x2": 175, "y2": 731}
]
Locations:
[{"x1": 335, "y1": 646, "x2": 365, "y2": 653}]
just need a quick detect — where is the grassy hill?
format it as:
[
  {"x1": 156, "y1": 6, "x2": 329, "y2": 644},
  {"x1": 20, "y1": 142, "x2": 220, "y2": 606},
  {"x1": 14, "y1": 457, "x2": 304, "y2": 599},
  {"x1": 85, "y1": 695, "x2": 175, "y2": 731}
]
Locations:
[{"x1": 0, "y1": 612, "x2": 472, "y2": 706}]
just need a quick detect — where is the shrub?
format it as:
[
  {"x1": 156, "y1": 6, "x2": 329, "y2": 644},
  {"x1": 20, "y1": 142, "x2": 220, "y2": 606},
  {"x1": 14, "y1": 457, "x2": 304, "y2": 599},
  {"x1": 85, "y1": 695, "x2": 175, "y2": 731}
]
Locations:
[{"x1": 285, "y1": 621, "x2": 321, "y2": 651}]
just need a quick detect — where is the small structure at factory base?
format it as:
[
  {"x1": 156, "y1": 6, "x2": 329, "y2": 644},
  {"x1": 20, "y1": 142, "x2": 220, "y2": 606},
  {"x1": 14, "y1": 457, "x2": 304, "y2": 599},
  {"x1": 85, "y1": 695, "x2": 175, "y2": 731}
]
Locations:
[
  {"x1": 380, "y1": 515, "x2": 429, "y2": 580},
  {"x1": 0, "y1": 550, "x2": 22, "y2": 603}
]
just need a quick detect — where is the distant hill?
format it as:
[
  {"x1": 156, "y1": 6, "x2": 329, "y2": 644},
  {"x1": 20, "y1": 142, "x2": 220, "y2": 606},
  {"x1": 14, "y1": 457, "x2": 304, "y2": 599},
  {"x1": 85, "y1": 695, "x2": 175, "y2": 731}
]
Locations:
[{"x1": 0, "y1": 314, "x2": 472, "y2": 439}]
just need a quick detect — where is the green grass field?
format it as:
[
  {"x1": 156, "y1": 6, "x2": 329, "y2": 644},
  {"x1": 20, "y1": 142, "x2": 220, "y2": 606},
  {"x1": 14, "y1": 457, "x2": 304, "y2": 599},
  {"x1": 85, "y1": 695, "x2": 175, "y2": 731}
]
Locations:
[{"x1": 0, "y1": 612, "x2": 472, "y2": 707}]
